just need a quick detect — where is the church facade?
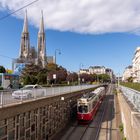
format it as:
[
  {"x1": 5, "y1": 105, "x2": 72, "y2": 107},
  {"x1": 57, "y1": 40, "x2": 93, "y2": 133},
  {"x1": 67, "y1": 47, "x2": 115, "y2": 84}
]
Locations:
[
  {"x1": 12, "y1": 11, "x2": 50, "y2": 74},
  {"x1": 19, "y1": 11, "x2": 46, "y2": 67}
]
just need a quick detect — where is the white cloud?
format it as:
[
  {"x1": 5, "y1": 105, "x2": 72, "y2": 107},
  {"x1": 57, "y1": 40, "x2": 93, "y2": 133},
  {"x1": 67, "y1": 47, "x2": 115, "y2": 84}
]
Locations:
[{"x1": 1, "y1": 0, "x2": 140, "y2": 34}]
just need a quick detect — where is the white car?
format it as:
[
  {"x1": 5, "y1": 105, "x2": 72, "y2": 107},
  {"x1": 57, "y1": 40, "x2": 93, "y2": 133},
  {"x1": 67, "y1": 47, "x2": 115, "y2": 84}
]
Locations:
[{"x1": 12, "y1": 84, "x2": 45, "y2": 99}]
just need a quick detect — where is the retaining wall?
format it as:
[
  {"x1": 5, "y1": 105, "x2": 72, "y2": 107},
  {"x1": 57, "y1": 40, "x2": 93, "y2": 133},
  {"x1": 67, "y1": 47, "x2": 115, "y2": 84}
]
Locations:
[
  {"x1": 0, "y1": 86, "x2": 101, "y2": 140},
  {"x1": 118, "y1": 91, "x2": 140, "y2": 140}
]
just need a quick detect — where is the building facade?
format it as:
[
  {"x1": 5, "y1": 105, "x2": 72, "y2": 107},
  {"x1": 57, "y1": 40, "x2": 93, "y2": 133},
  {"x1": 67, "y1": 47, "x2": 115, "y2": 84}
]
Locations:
[
  {"x1": 122, "y1": 66, "x2": 133, "y2": 82},
  {"x1": 132, "y1": 47, "x2": 140, "y2": 82},
  {"x1": 89, "y1": 66, "x2": 106, "y2": 75},
  {"x1": 13, "y1": 11, "x2": 48, "y2": 73},
  {"x1": 123, "y1": 47, "x2": 140, "y2": 83},
  {"x1": 79, "y1": 69, "x2": 90, "y2": 74}
]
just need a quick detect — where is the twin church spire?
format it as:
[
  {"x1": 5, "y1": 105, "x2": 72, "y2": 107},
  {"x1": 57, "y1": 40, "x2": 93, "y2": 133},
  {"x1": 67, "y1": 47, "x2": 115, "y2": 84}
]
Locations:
[
  {"x1": 37, "y1": 11, "x2": 46, "y2": 67},
  {"x1": 19, "y1": 10, "x2": 46, "y2": 67}
]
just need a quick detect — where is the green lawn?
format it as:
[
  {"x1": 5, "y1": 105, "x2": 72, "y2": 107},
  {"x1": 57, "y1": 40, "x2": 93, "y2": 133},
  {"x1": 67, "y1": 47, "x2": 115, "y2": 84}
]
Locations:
[{"x1": 120, "y1": 82, "x2": 140, "y2": 92}]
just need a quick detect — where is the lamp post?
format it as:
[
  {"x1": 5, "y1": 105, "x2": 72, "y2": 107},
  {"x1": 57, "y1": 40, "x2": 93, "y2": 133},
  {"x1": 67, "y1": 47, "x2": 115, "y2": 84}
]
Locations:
[
  {"x1": 55, "y1": 49, "x2": 61, "y2": 64},
  {"x1": 116, "y1": 73, "x2": 120, "y2": 87},
  {"x1": 54, "y1": 49, "x2": 61, "y2": 85},
  {"x1": 78, "y1": 63, "x2": 84, "y2": 85}
]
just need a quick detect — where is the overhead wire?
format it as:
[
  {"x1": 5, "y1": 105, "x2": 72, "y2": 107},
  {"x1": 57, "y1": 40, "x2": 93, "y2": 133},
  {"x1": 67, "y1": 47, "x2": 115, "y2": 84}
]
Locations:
[
  {"x1": 0, "y1": 54, "x2": 14, "y2": 60},
  {"x1": 0, "y1": 0, "x2": 40, "y2": 60},
  {"x1": 0, "y1": 0, "x2": 39, "y2": 21}
]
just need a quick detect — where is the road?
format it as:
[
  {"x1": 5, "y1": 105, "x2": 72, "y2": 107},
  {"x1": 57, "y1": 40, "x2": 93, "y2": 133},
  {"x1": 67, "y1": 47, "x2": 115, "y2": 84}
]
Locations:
[{"x1": 0, "y1": 85, "x2": 98, "y2": 107}]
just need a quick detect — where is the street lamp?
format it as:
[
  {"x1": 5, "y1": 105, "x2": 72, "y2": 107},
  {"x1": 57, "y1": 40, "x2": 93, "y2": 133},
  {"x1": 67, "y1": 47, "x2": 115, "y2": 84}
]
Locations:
[
  {"x1": 55, "y1": 49, "x2": 61, "y2": 64},
  {"x1": 115, "y1": 72, "x2": 120, "y2": 87},
  {"x1": 78, "y1": 63, "x2": 84, "y2": 85},
  {"x1": 117, "y1": 73, "x2": 120, "y2": 87}
]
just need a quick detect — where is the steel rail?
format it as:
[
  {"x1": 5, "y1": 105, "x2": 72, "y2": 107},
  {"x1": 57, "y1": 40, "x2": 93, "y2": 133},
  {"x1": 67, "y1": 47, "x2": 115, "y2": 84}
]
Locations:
[{"x1": 94, "y1": 85, "x2": 112, "y2": 140}]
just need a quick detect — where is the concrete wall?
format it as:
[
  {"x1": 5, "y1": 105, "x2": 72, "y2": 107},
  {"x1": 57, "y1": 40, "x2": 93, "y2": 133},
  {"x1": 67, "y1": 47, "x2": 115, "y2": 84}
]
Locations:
[
  {"x1": 0, "y1": 87, "x2": 101, "y2": 140},
  {"x1": 118, "y1": 91, "x2": 140, "y2": 140}
]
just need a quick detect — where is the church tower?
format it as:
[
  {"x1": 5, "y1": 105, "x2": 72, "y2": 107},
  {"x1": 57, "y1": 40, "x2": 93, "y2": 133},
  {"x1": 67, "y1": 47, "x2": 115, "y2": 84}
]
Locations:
[
  {"x1": 37, "y1": 11, "x2": 46, "y2": 67},
  {"x1": 19, "y1": 10, "x2": 30, "y2": 60}
]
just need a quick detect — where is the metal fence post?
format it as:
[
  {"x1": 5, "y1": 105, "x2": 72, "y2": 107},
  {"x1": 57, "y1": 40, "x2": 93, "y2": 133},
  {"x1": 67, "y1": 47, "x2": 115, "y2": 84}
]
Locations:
[
  {"x1": 59, "y1": 87, "x2": 61, "y2": 95},
  {"x1": 0, "y1": 92, "x2": 3, "y2": 107},
  {"x1": 21, "y1": 89, "x2": 23, "y2": 103}
]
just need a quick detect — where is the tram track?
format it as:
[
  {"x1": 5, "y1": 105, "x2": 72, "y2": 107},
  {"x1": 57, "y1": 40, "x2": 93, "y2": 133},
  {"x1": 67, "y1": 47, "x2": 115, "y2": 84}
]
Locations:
[
  {"x1": 96, "y1": 84, "x2": 114, "y2": 140},
  {"x1": 58, "y1": 84, "x2": 115, "y2": 140}
]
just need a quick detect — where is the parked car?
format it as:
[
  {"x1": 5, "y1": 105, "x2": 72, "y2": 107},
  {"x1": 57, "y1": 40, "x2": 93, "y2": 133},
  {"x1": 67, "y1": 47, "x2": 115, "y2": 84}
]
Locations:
[{"x1": 12, "y1": 84, "x2": 45, "y2": 99}]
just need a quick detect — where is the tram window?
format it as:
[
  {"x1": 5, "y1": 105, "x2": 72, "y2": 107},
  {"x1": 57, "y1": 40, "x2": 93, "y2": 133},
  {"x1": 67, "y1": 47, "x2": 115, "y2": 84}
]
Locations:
[{"x1": 78, "y1": 106, "x2": 88, "y2": 113}]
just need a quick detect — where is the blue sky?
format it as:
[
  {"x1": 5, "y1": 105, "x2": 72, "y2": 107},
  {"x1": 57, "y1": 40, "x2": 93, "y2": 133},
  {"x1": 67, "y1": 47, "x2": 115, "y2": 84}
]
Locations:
[{"x1": 1, "y1": 0, "x2": 140, "y2": 75}]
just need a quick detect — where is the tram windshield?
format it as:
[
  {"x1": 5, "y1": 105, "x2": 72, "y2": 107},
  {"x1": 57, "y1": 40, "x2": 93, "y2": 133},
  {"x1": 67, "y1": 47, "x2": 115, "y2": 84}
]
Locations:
[{"x1": 78, "y1": 105, "x2": 88, "y2": 113}]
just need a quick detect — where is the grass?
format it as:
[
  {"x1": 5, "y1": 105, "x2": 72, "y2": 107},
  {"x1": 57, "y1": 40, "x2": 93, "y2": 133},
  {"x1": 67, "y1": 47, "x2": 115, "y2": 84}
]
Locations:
[
  {"x1": 113, "y1": 88, "x2": 118, "y2": 95},
  {"x1": 119, "y1": 123, "x2": 127, "y2": 140},
  {"x1": 120, "y1": 82, "x2": 140, "y2": 92}
]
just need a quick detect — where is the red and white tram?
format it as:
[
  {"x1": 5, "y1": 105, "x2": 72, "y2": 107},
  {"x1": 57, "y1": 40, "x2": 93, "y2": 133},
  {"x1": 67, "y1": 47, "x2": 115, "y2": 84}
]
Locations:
[{"x1": 77, "y1": 87, "x2": 105, "y2": 123}]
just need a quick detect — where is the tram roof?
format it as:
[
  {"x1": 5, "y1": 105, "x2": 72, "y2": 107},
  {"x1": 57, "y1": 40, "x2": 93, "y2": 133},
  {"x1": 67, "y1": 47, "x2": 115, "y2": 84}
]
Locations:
[{"x1": 81, "y1": 87, "x2": 104, "y2": 99}]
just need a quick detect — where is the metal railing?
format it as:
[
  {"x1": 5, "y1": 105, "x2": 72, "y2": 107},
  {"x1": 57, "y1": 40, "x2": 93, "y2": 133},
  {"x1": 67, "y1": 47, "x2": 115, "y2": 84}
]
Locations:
[
  {"x1": 120, "y1": 86, "x2": 140, "y2": 112},
  {"x1": 0, "y1": 85, "x2": 98, "y2": 107}
]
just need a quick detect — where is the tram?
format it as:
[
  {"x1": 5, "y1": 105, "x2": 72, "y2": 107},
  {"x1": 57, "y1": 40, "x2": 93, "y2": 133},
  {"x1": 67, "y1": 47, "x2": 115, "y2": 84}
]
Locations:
[{"x1": 77, "y1": 87, "x2": 105, "y2": 123}]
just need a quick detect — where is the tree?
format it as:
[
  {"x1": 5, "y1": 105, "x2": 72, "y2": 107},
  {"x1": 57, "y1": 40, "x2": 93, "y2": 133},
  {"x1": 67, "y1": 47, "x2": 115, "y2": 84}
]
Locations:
[
  {"x1": 127, "y1": 76, "x2": 133, "y2": 83},
  {"x1": 20, "y1": 63, "x2": 42, "y2": 85},
  {"x1": 80, "y1": 73, "x2": 93, "y2": 83},
  {"x1": 37, "y1": 68, "x2": 47, "y2": 84},
  {"x1": 47, "y1": 63, "x2": 58, "y2": 72},
  {"x1": 47, "y1": 64, "x2": 68, "y2": 84},
  {"x1": 91, "y1": 74, "x2": 97, "y2": 82},
  {"x1": 98, "y1": 74, "x2": 111, "y2": 83},
  {"x1": 6, "y1": 69, "x2": 13, "y2": 74},
  {"x1": 67, "y1": 72, "x2": 78, "y2": 84},
  {"x1": 20, "y1": 62, "x2": 68, "y2": 85},
  {"x1": 0, "y1": 66, "x2": 6, "y2": 73}
]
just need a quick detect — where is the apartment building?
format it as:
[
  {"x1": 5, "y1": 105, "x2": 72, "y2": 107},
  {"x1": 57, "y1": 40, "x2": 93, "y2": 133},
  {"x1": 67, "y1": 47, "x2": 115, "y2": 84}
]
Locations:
[
  {"x1": 122, "y1": 66, "x2": 133, "y2": 82},
  {"x1": 132, "y1": 47, "x2": 140, "y2": 82},
  {"x1": 89, "y1": 66, "x2": 106, "y2": 75}
]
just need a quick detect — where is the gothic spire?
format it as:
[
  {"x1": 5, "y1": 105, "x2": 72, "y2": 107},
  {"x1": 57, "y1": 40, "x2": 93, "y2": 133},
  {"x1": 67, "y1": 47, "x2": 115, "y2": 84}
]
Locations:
[
  {"x1": 39, "y1": 10, "x2": 44, "y2": 33},
  {"x1": 19, "y1": 10, "x2": 30, "y2": 59},
  {"x1": 37, "y1": 10, "x2": 46, "y2": 67},
  {"x1": 22, "y1": 10, "x2": 28, "y2": 33}
]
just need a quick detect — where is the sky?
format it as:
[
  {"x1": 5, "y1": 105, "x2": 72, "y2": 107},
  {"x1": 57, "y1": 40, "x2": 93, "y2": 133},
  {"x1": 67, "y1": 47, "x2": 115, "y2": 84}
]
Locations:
[{"x1": 0, "y1": 0, "x2": 140, "y2": 75}]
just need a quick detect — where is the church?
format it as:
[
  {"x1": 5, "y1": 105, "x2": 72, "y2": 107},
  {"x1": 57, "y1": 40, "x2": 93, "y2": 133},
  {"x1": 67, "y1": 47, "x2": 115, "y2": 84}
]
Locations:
[
  {"x1": 12, "y1": 11, "x2": 54, "y2": 74},
  {"x1": 19, "y1": 10, "x2": 46, "y2": 67}
]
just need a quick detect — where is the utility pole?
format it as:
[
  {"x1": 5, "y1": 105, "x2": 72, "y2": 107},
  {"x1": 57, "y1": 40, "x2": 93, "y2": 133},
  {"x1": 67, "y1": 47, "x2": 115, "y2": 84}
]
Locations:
[
  {"x1": 55, "y1": 49, "x2": 61, "y2": 64},
  {"x1": 117, "y1": 73, "x2": 120, "y2": 87},
  {"x1": 78, "y1": 63, "x2": 84, "y2": 85}
]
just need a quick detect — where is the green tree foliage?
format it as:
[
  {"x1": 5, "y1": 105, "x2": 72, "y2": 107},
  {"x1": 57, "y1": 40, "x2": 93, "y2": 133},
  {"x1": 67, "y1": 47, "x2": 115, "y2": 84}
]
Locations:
[
  {"x1": 126, "y1": 76, "x2": 133, "y2": 83},
  {"x1": 21, "y1": 63, "x2": 68, "y2": 85},
  {"x1": 37, "y1": 68, "x2": 47, "y2": 84},
  {"x1": 20, "y1": 63, "x2": 41, "y2": 85},
  {"x1": 0, "y1": 65, "x2": 6, "y2": 73},
  {"x1": 98, "y1": 74, "x2": 111, "y2": 83},
  {"x1": 91, "y1": 74, "x2": 97, "y2": 82}
]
